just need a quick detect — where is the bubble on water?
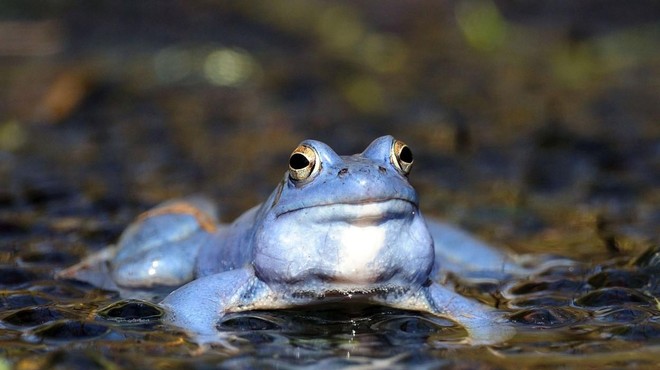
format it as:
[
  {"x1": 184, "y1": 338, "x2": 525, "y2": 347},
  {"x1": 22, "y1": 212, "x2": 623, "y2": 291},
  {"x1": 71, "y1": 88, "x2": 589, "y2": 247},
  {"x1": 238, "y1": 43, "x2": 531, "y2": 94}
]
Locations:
[
  {"x1": 97, "y1": 299, "x2": 163, "y2": 324},
  {"x1": 588, "y1": 270, "x2": 650, "y2": 289},
  {"x1": 575, "y1": 287, "x2": 654, "y2": 307},
  {"x1": 2, "y1": 307, "x2": 65, "y2": 327},
  {"x1": 509, "y1": 307, "x2": 583, "y2": 328},
  {"x1": 30, "y1": 320, "x2": 109, "y2": 341},
  {"x1": 0, "y1": 292, "x2": 51, "y2": 310}
]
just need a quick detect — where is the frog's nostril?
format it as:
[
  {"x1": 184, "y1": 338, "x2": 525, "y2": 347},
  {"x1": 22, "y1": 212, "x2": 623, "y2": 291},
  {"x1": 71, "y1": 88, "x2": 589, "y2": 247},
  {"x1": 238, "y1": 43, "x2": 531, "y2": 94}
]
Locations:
[{"x1": 338, "y1": 168, "x2": 348, "y2": 176}]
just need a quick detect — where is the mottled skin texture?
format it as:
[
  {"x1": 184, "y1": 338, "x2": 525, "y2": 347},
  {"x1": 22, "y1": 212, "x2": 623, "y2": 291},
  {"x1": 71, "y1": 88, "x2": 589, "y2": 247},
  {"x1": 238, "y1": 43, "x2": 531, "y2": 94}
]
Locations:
[{"x1": 60, "y1": 136, "x2": 525, "y2": 346}]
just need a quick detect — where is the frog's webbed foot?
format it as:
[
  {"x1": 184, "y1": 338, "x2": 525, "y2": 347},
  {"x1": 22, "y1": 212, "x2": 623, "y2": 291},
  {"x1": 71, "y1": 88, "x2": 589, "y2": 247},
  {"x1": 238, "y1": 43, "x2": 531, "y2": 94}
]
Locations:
[
  {"x1": 422, "y1": 283, "x2": 514, "y2": 345},
  {"x1": 378, "y1": 283, "x2": 515, "y2": 345},
  {"x1": 160, "y1": 267, "x2": 276, "y2": 350},
  {"x1": 185, "y1": 332, "x2": 249, "y2": 355},
  {"x1": 58, "y1": 196, "x2": 220, "y2": 293}
]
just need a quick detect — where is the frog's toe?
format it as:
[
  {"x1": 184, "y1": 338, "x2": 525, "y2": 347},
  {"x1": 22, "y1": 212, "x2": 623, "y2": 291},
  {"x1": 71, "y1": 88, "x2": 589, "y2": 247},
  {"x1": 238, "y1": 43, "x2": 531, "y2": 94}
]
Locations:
[
  {"x1": 424, "y1": 283, "x2": 515, "y2": 345},
  {"x1": 459, "y1": 316, "x2": 516, "y2": 345},
  {"x1": 56, "y1": 246, "x2": 119, "y2": 291},
  {"x1": 187, "y1": 332, "x2": 245, "y2": 355}
]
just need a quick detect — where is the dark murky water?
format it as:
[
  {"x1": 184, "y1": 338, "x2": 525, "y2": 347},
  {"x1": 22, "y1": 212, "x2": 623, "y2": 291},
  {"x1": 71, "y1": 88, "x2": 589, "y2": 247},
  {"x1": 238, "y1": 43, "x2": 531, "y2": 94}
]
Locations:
[
  {"x1": 1, "y1": 198, "x2": 659, "y2": 368},
  {"x1": 1, "y1": 1, "x2": 659, "y2": 368}
]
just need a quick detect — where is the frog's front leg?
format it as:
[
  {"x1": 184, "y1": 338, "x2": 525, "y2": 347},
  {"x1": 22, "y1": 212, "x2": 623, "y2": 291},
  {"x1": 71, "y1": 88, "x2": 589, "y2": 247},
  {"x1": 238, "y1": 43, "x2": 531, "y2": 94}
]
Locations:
[
  {"x1": 376, "y1": 283, "x2": 515, "y2": 345},
  {"x1": 160, "y1": 267, "x2": 276, "y2": 345},
  {"x1": 424, "y1": 282, "x2": 514, "y2": 344}
]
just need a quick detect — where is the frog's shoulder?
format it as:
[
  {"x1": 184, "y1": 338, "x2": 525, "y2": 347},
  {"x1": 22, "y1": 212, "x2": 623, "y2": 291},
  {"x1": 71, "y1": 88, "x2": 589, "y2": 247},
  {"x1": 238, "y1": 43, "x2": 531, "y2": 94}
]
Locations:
[{"x1": 195, "y1": 205, "x2": 262, "y2": 277}]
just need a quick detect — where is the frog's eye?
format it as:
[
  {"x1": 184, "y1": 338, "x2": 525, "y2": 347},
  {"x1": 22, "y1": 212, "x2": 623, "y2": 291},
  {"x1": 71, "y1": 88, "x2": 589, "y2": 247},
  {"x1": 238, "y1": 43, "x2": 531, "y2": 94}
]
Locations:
[
  {"x1": 289, "y1": 145, "x2": 319, "y2": 182},
  {"x1": 391, "y1": 139, "x2": 413, "y2": 175}
]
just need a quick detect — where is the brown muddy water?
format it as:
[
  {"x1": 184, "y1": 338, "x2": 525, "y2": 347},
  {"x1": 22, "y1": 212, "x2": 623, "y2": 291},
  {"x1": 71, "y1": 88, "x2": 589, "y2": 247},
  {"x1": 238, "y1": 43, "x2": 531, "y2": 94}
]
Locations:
[{"x1": 1, "y1": 1, "x2": 659, "y2": 369}]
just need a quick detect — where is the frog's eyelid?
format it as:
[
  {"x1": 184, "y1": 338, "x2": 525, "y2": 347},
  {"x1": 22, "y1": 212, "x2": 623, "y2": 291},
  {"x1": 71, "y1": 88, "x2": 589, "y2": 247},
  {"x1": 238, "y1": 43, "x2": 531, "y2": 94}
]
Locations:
[{"x1": 299, "y1": 139, "x2": 343, "y2": 165}]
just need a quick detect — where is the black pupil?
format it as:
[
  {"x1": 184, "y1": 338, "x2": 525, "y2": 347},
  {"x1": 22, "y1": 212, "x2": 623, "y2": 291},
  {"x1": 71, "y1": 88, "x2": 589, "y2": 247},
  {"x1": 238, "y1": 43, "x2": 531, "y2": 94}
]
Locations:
[
  {"x1": 290, "y1": 153, "x2": 310, "y2": 170},
  {"x1": 399, "y1": 146, "x2": 413, "y2": 163}
]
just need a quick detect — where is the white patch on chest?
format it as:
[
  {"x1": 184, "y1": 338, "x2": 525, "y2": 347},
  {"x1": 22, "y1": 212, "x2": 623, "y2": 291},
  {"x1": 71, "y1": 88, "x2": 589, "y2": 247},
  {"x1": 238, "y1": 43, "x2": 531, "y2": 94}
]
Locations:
[{"x1": 336, "y1": 223, "x2": 386, "y2": 281}]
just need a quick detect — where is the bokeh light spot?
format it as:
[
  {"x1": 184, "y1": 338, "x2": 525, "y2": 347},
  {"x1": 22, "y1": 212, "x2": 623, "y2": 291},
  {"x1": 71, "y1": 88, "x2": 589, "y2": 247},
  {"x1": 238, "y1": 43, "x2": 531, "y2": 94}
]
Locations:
[
  {"x1": 0, "y1": 120, "x2": 27, "y2": 152},
  {"x1": 203, "y1": 48, "x2": 257, "y2": 87},
  {"x1": 455, "y1": 0, "x2": 507, "y2": 51},
  {"x1": 343, "y1": 77, "x2": 385, "y2": 114},
  {"x1": 360, "y1": 33, "x2": 408, "y2": 74},
  {"x1": 153, "y1": 47, "x2": 193, "y2": 84},
  {"x1": 317, "y1": 5, "x2": 364, "y2": 53}
]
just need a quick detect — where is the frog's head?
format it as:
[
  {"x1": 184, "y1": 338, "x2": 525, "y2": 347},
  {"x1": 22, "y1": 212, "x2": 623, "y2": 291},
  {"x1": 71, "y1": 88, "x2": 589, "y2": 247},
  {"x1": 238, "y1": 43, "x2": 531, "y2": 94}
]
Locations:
[{"x1": 253, "y1": 136, "x2": 434, "y2": 292}]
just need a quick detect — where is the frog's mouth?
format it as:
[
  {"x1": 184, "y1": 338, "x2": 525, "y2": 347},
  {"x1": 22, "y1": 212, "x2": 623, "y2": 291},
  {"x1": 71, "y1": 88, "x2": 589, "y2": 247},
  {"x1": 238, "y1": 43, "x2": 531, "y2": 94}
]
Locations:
[{"x1": 276, "y1": 198, "x2": 417, "y2": 224}]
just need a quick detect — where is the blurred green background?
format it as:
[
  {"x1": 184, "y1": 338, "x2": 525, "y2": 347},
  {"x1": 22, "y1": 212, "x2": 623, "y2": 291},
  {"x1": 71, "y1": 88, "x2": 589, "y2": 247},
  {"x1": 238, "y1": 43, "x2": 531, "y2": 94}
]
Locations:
[
  {"x1": 1, "y1": 1, "x2": 660, "y2": 368},
  {"x1": 0, "y1": 0, "x2": 658, "y2": 276}
]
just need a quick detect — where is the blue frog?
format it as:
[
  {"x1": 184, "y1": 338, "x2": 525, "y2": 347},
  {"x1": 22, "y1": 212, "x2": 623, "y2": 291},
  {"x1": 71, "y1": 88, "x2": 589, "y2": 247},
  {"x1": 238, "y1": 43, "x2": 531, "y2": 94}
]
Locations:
[{"x1": 60, "y1": 136, "x2": 539, "y2": 346}]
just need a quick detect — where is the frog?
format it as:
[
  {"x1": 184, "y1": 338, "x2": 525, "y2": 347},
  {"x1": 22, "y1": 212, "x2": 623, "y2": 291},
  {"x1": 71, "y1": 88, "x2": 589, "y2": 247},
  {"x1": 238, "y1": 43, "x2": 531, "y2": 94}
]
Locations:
[{"x1": 59, "y1": 135, "x2": 535, "y2": 346}]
